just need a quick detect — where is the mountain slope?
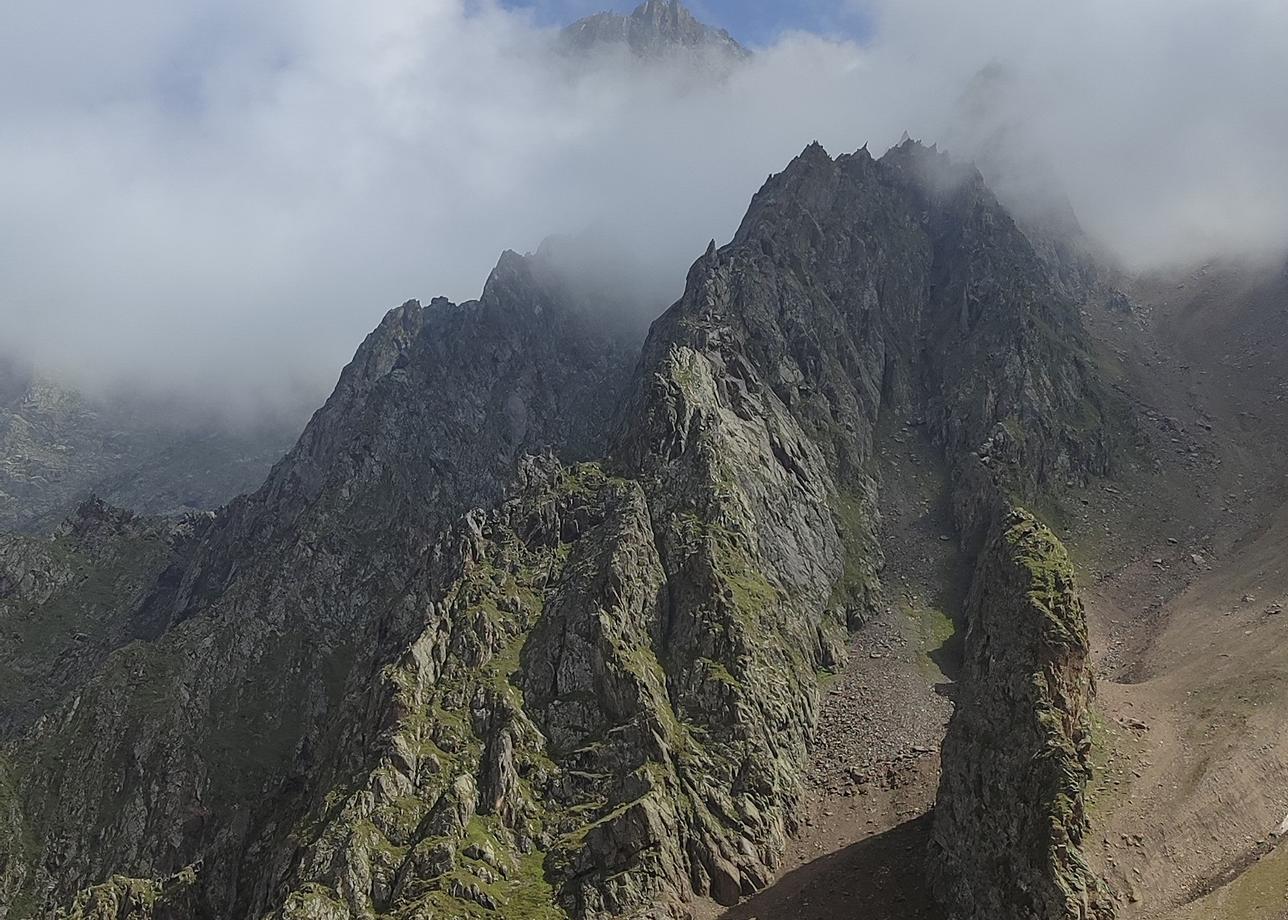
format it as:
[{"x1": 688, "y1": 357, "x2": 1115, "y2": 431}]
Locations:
[{"x1": 1044, "y1": 258, "x2": 1288, "y2": 919}]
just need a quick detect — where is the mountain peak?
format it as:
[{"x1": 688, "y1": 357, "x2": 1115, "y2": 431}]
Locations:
[{"x1": 561, "y1": 0, "x2": 749, "y2": 61}]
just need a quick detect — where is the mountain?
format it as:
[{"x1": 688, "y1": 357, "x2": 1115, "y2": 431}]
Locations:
[
  {"x1": 0, "y1": 138, "x2": 1128, "y2": 920},
  {"x1": 4, "y1": 19, "x2": 1288, "y2": 911},
  {"x1": 0, "y1": 363, "x2": 299, "y2": 534},
  {"x1": 561, "y1": 0, "x2": 749, "y2": 61}
]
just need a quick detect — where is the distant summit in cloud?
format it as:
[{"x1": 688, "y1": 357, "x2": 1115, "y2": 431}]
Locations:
[{"x1": 561, "y1": 0, "x2": 749, "y2": 60}]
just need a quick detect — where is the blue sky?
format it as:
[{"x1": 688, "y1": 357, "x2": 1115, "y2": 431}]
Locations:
[{"x1": 502, "y1": 0, "x2": 871, "y2": 47}]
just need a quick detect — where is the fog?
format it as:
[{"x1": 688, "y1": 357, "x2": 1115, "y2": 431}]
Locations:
[{"x1": 3, "y1": 0, "x2": 1287, "y2": 418}]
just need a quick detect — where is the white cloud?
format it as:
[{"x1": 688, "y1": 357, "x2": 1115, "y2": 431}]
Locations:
[
  {"x1": 2, "y1": 0, "x2": 1286, "y2": 417},
  {"x1": 857, "y1": 0, "x2": 1288, "y2": 267}
]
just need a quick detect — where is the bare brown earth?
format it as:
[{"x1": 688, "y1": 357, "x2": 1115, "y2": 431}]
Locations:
[
  {"x1": 709, "y1": 260, "x2": 1288, "y2": 920},
  {"x1": 1076, "y1": 263, "x2": 1288, "y2": 920}
]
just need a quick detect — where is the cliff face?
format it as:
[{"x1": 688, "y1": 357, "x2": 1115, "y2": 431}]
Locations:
[
  {"x1": 0, "y1": 140, "x2": 1123, "y2": 920},
  {"x1": 930, "y1": 507, "x2": 1115, "y2": 920}
]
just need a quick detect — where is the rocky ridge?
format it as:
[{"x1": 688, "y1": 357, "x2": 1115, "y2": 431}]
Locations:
[
  {"x1": 0, "y1": 246, "x2": 641, "y2": 918},
  {"x1": 0, "y1": 139, "x2": 1123, "y2": 919}
]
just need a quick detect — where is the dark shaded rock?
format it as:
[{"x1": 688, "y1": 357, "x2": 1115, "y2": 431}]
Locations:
[{"x1": 0, "y1": 499, "x2": 181, "y2": 736}]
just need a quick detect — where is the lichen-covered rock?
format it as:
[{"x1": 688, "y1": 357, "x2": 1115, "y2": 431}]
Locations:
[
  {"x1": 257, "y1": 460, "x2": 675, "y2": 919},
  {"x1": 929, "y1": 508, "x2": 1115, "y2": 920}
]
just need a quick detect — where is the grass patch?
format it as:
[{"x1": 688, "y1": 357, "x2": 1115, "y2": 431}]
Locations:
[
  {"x1": 1207, "y1": 843, "x2": 1288, "y2": 919},
  {"x1": 911, "y1": 600, "x2": 958, "y2": 682}
]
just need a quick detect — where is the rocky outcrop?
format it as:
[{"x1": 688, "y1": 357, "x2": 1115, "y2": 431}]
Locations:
[
  {"x1": 255, "y1": 452, "x2": 806, "y2": 919},
  {"x1": 52, "y1": 867, "x2": 200, "y2": 920},
  {"x1": 930, "y1": 508, "x2": 1114, "y2": 920},
  {"x1": 561, "y1": 0, "x2": 749, "y2": 62},
  {"x1": 262, "y1": 459, "x2": 671, "y2": 919}
]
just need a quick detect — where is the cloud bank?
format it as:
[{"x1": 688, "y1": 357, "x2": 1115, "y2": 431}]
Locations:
[{"x1": 3, "y1": 0, "x2": 1287, "y2": 416}]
